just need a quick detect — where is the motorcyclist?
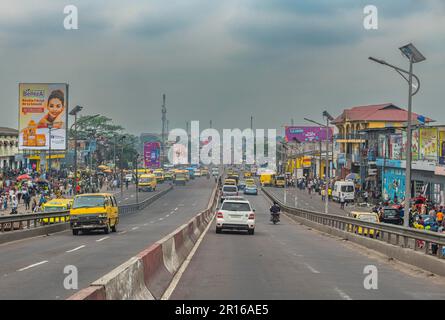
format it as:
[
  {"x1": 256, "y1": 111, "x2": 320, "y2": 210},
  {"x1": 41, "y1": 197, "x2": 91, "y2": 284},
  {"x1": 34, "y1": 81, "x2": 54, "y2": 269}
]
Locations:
[{"x1": 270, "y1": 201, "x2": 281, "y2": 222}]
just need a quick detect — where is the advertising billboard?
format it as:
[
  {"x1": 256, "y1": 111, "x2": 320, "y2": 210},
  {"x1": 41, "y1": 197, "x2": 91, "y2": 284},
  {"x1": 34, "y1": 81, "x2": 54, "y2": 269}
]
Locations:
[
  {"x1": 419, "y1": 127, "x2": 438, "y2": 160},
  {"x1": 285, "y1": 126, "x2": 333, "y2": 143},
  {"x1": 144, "y1": 142, "x2": 161, "y2": 168},
  {"x1": 18, "y1": 83, "x2": 68, "y2": 150}
]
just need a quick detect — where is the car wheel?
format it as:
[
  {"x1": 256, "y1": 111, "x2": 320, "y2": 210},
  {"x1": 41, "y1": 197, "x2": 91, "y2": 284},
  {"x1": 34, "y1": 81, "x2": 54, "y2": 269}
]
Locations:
[
  {"x1": 216, "y1": 227, "x2": 222, "y2": 234},
  {"x1": 104, "y1": 222, "x2": 110, "y2": 234},
  {"x1": 248, "y1": 229, "x2": 254, "y2": 235},
  {"x1": 72, "y1": 229, "x2": 79, "y2": 236}
]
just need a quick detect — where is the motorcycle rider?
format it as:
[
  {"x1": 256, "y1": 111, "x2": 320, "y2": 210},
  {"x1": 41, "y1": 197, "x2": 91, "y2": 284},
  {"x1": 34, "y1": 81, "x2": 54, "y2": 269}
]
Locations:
[{"x1": 270, "y1": 201, "x2": 281, "y2": 222}]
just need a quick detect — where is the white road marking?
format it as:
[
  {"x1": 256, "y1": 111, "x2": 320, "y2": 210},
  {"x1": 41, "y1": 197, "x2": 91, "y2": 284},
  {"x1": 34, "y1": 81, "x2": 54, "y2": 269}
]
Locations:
[
  {"x1": 334, "y1": 287, "x2": 352, "y2": 300},
  {"x1": 143, "y1": 223, "x2": 148, "y2": 226},
  {"x1": 118, "y1": 201, "x2": 121, "y2": 203},
  {"x1": 150, "y1": 221, "x2": 155, "y2": 224},
  {"x1": 131, "y1": 227, "x2": 139, "y2": 231},
  {"x1": 304, "y1": 263, "x2": 320, "y2": 274},
  {"x1": 66, "y1": 245, "x2": 86, "y2": 253},
  {"x1": 166, "y1": 214, "x2": 170, "y2": 217},
  {"x1": 17, "y1": 260, "x2": 48, "y2": 272},
  {"x1": 125, "y1": 198, "x2": 129, "y2": 201},
  {"x1": 159, "y1": 218, "x2": 164, "y2": 221},
  {"x1": 174, "y1": 208, "x2": 178, "y2": 211},
  {"x1": 118, "y1": 230, "x2": 127, "y2": 235},
  {"x1": 131, "y1": 195, "x2": 134, "y2": 198},
  {"x1": 161, "y1": 210, "x2": 215, "y2": 300},
  {"x1": 96, "y1": 236, "x2": 109, "y2": 242},
  {"x1": 170, "y1": 211, "x2": 175, "y2": 214}
]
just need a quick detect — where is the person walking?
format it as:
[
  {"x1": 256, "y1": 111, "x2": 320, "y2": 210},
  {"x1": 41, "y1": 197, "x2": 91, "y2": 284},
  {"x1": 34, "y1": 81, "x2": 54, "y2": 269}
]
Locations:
[
  {"x1": 340, "y1": 193, "x2": 346, "y2": 209},
  {"x1": 11, "y1": 196, "x2": 18, "y2": 214},
  {"x1": 23, "y1": 191, "x2": 31, "y2": 211}
]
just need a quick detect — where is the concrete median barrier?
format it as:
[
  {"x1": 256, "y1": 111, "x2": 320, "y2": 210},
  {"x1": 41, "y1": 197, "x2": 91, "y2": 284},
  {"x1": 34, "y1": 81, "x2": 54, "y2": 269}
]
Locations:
[
  {"x1": 69, "y1": 183, "x2": 219, "y2": 300},
  {"x1": 0, "y1": 223, "x2": 70, "y2": 245}
]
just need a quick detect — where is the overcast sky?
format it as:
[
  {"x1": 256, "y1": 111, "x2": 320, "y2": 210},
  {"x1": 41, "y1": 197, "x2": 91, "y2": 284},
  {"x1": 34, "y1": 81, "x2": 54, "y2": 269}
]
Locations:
[{"x1": 1, "y1": 0, "x2": 444, "y2": 136}]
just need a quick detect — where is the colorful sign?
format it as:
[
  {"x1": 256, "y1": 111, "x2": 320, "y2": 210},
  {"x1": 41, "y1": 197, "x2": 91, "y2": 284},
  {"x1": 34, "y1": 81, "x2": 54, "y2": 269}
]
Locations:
[
  {"x1": 285, "y1": 126, "x2": 333, "y2": 143},
  {"x1": 439, "y1": 130, "x2": 445, "y2": 158},
  {"x1": 144, "y1": 142, "x2": 161, "y2": 168},
  {"x1": 18, "y1": 83, "x2": 68, "y2": 150},
  {"x1": 419, "y1": 128, "x2": 438, "y2": 160}
]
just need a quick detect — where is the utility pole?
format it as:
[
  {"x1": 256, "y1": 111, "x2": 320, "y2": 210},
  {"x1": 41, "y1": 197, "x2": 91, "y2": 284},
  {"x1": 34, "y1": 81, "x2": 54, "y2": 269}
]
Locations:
[
  {"x1": 161, "y1": 94, "x2": 167, "y2": 167},
  {"x1": 210, "y1": 120, "x2": 212, "y2": 129}
]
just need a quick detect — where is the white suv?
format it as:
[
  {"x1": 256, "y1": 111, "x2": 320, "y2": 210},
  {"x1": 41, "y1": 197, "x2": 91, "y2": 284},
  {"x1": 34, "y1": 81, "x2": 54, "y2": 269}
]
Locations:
[{"x1": 216, "y1": 199, "x2": 255, "y2": 235}]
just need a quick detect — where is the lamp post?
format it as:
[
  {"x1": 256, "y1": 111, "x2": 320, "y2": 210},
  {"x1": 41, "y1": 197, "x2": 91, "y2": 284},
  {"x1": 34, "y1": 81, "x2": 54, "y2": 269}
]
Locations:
[
  {"x1": 135, "y1": 153, "x2": 140, "y2": 205},
  {"x1": 304, "y1": 112, "x2": 333, "y2": 215},
  {"x1": 47, "y1": 123, "x2": 53, "y2": 180},
  {"x1": 69, "y1": 105, "x2": 83, "y2": 196},
  {"x1": 369, "y1": 43, "x2": 426, "y2": 227}
]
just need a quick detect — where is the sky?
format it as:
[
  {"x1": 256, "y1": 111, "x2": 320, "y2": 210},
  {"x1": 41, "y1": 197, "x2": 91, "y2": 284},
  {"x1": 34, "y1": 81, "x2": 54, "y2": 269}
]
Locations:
[{"x1": 1, "y1": 0, "x2": 445, "y2": 137}]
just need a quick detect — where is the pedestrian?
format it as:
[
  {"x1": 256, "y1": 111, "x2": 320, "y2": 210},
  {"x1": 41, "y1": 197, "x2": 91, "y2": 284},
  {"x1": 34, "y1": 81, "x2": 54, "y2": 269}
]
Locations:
[
  {"x1": 11, "y1": 196, "x2": 18, "y2": 214},
  {"x1": 363, "y1": 190, "x2": 369, "y2": 204},
  {"x1": 23, "y1": 191, "x2": 31, "y2": 211},
  {"x1": 340, "y1": 193, "x2": 346, "y2": 209},
  {"x1": 321, "y1": 188, "x2": 326, "y2": 202}
]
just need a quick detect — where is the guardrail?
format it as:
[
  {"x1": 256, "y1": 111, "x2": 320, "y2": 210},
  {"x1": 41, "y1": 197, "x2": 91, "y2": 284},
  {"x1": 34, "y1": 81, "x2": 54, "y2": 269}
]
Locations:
[
  {"x1": 262, "y1": 187, "x2": 445, "y2": 259},
  {"x1": 0, "y1": 185, "x2": 173, "y2": 233}
]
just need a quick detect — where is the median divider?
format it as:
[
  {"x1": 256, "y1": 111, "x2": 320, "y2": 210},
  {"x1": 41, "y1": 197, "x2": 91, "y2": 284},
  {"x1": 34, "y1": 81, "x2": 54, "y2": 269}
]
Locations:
[{"x1": 68, "y1": 182, "x2": 219, "y2": 300}]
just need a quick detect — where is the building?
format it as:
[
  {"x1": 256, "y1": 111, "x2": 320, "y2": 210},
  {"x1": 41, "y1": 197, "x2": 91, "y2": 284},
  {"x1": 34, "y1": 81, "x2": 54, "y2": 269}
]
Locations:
[
  {"x1": 332, "y1": 103, "x2": 432, "y2": 179},
  {"x1": 0, "y1": 127, "x2": 20, "y2": 170}
]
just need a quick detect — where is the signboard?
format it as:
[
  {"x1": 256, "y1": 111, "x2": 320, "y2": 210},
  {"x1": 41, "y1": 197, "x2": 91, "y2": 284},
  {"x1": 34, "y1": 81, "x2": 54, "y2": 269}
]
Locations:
[
  {"x1": 143, "y1": 142, "x2": 161, "y2": 168},
  {"x1": 390, "y1": 134, "x2": 402, "y2": 160},
  {"x1": 18, "y1": 83, "x2": 68, "y2": 150},
  {"x1": 419, "y1": 127, "x2": 438, "y2": 161},
  {"x1": 435, "y1": 166, "x2": 445, "y2": 176},
  {"x1": 285, "y1": 126, "x2": 333, "y2": 143}
]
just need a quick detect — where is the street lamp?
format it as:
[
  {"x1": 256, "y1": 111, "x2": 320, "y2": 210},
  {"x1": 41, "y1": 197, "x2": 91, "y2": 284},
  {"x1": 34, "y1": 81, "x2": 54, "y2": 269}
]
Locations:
[
  {"x1": 304, "y1": 113, "x2": 333, "y2": 215},
  {"x1": 47, "y1": 123, "x2": 53, "y2": 181},
  {"x1": 369, "y1": 43, "x2": 426, "y2": 228},
  {"x1": 69, "y1": 105, "x2": 83, "y2": 195}
]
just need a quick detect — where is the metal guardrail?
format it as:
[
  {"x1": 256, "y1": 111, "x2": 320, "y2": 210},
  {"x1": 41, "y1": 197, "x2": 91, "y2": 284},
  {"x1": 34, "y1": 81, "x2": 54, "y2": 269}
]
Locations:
[
  {"x1": 262, "y1": 187, "x2": 445, "y2": 259},
  {"x1": 0, "y1": 185, "x2": 174, "y2": 233}
]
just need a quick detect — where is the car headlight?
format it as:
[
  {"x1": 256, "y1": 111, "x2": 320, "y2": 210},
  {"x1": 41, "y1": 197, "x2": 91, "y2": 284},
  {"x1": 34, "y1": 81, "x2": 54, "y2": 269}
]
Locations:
[{"x1": 98, "y1": 214, "x2": 107, "y2": 218}]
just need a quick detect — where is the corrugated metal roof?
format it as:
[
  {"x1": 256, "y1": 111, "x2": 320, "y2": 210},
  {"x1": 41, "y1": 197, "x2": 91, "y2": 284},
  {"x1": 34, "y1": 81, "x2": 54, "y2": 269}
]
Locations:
[{"x1": 332, "y1": 103, "x2": 432, "y2": 124}]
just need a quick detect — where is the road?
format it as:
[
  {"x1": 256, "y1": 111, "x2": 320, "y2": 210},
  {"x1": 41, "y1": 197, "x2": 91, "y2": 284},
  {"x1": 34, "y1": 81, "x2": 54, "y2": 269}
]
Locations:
[
  {"x1": 0, "y1": 177, "x2": 216, "y2": 300},
  {"x1": 263, "y1": 186, "x2": 372, "y2": 216},
  {"x1": 170, "y1": 188, "x2": 445, "y2": 300}
]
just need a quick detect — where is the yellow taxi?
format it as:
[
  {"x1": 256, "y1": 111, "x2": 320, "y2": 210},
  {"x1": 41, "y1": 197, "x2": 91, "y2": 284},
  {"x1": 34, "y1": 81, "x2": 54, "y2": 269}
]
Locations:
[
  {"x1": 348, "y1": 211, "x2": 380, "y2": 238},
  {"x1": 224, "y1": 178, "x2": 237, "y2": 186},
  {"x1": 138, "y1": 173, "x2": 157, "y2": 191},
  {"x1": 41, "y1": 198, "x2": 73, "y2": 224},
  {"x1": 244, "y1": 171, "x2": 252, "y2": 178},
  {"x1": 245, "y1": 178, "x2": 256, "y2": 186},
  {"x1": 153, "y1": 169, "x2": 165, "y2": 183},
  {"x1": 275, "y1": 175, "x2": 286, "y2": 188},
  {"x1": 70, "y1": 193, "x2": 119, "y2": 235}
]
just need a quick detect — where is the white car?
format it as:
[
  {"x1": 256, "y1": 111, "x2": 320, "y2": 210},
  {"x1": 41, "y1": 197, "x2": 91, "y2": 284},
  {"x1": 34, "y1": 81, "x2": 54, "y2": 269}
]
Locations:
[
  {"x1": 194, "y1": 169, "x2": 202, "y2": 177},
  {"x1": 216, "y1": 199, "x2": 255, "y2": 235},
  {"x1": 125, "y1": 174, "x2": 133, "y2": 182}
]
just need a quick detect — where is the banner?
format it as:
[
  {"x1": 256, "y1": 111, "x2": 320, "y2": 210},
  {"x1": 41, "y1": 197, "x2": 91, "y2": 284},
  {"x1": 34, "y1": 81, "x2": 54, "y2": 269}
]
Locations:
[
  {"x1": 440, "y1": 130, "x2": 445, "y2": 158},
  {"x1": 18, "y1": 83, "x2": 68, "y2": 150},
  {"x1": 419, "y1": 127, "x2": 438, "y2": 160},
  {"x1": 285, "y1": 126, "x2": 333, "y2": 143},
  {"x1": 144, "y1": 142, "x2": 161, "y2": 168},
  {"x1": 390, "y1": 134, "x2": 402, "y2": 160}
]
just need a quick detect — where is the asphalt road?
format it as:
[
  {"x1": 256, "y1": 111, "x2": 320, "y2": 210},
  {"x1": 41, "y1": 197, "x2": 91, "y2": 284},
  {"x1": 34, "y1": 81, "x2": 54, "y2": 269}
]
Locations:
[
  {"x1": 170, "y1": 188, "x2": 445, "y2": 300},
  {"x1": 0, "y1": 177, "x2": 216, "y2": 300},
  {"x1": 263, "y1": 186, "x2": 372, "y2": 216}
]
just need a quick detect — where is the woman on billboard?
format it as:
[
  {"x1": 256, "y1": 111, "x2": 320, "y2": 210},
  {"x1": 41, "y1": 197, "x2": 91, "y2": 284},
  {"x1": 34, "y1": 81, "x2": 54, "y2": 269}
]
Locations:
[{"x1": 37, "y1": 89, "x2": 65, "y2": 129}]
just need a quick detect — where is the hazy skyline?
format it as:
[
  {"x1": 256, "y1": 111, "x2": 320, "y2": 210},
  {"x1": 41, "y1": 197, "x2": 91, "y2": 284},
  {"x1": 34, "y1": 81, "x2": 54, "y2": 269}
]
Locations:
[{"x1": 1, "y1": 0, "x2": 444, "y2": 136}]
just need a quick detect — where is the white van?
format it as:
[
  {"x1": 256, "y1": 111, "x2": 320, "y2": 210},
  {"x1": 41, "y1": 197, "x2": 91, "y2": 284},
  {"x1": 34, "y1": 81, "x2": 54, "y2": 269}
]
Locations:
[{"x1": 332, "y1": 181, "x2": 355, "y2": 202}]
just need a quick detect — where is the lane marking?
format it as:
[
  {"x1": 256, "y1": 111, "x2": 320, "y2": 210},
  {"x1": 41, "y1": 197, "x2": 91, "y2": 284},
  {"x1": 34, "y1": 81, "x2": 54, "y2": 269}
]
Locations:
[
  {"x1": 143, "y1": 223, "x2": 148, "y2": 226},
  {"x1": 125, "y1": 198, "x2": 129, "y2": 201},
  {"x1": 304, "y1": 263, "x2": 320, "y2": 274},
  {"x1": 131, "y1": 195, "x2": 135, "y2": 198},
  {"x1": 170, "y1": 211, "x2": 175, "y2": 214},
  {"x1": 166, "y1": 214, "x2": 170, "y2": 217},
  {"x1": 66, "y1": 245, "x2": 86, "y2": 253},
  {"x1": 334, "y1": 287, "x2": 352, "y2": 300},
  {"x1": 161, "y1": 211, "x2": 215, "y2": 300},
  {"x1": 131, "y1": 227, "x2": 139, "y2": 231},
  {"x1": 17, "y1": 260, "x2": 48, "y2": 272},
  {"x1": 150, "y1": 221, "x2": 155, "y2": 224},
  {"x1": 96, "y1": 236, "x2": 109, "y2": 242},
  {"x1": 174, "y1": 208, "x2": 178, "y2": 211},
  {"x1": 118, "y1": 230, "x2": 127, "y2": 235},
  {"x1": 159, "y1": 218, "x2": 164, "y2": 221}
]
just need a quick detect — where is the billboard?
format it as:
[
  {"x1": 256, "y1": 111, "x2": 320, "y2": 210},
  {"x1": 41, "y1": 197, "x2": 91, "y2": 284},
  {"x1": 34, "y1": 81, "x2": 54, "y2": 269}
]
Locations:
[
  {"x1": 419, "y1": 127, "x2": 438, "y2": 160},
  {"x1": 18, "y1": 83, "x2": 68, "y2": 150},
  {"x1": 144, "y1": 142, "x2": 161, "y2": 168},
  {"x1": 285, "y1": 126, "x2": 333, "y2": 143}
]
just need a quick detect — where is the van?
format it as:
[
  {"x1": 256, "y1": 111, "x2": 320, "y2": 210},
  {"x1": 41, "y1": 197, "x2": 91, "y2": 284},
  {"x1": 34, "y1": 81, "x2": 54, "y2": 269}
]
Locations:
[
  {"x1": 348, "y1": 211, "x2": 380, "y2": 237},
  {"x1": 70, "y1": 193, "x2": 119, "y2": 235},
  {"x1": 332, "y1": 181, "x2": 355, "y2": 202},
  {"x1": 42, "y1": 198, "x2": 73, "y2": 224},
  {"x1": 138, "y1": 174, "x2": 157, "y2": 191},
  {"x1": 275, "y1": 175, "x2": 285, "y2": 188}
]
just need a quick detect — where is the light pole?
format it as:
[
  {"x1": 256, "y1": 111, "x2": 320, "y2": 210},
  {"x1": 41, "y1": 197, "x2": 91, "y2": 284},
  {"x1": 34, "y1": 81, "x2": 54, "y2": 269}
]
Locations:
[
  {"x1": 69, "y1": 105, "x2": 83, "y2": 196},
  {"x1": 304, "y1": 113, "x2": 333, "y2": 215},
  {"x1": 369, "y1": 43, "x2": 426, "y2": 227},
  {"x1": 47, "y1": 123, "x2": 53, "y2": 180},
  {"x1": 135, "y1": 153, "x2": 140, "y2": 205}
]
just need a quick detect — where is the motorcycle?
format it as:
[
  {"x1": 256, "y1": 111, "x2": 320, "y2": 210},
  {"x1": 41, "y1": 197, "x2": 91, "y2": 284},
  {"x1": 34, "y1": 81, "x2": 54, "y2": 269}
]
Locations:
[{"x1": 271, "y1": 213, "x2": 280, "y2": 224}]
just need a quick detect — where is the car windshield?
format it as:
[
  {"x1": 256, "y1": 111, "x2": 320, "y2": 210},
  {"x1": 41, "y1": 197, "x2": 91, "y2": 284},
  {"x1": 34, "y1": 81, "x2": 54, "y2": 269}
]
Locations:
[
  {"x1": 276, "y1": 177, "x2": 285, "y2": 181},
  {"x1": 222, "y1": 202, "x2": 251, "y2": 211},
  {"x1": 73, "y1": 196, "x2": 105, "y2": 208},
  {"x1": 44, "y1": 206, "x2": 65, "y2": 212},
  {"x1": 223, "y1": 186, "x2": 237, "y2": 192},
  {"x1": 358, "y1": 215, "x2": 377, "y2": 222},
  {"x1": 341, "y1": 186, "x2": 354, "y2": 192},
  {"x1": 140, "y1": 177, "x2": 153, "y2": 183},
  {"x1": 384, "y1": 209, "x2": 398, "y2": 217}
]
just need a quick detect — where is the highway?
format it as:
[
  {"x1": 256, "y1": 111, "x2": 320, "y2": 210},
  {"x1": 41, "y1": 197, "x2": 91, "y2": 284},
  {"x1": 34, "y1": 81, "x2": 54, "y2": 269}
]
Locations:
[
  {"x1": 0, "y1": 178, "x2": 216, "y2": 300},
  {"x1": 263, "y1": 186, "x2": 371, "y2": 216},
  {"x1": 170, "y1": 188, "x2": 445, "y2": 300}
]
